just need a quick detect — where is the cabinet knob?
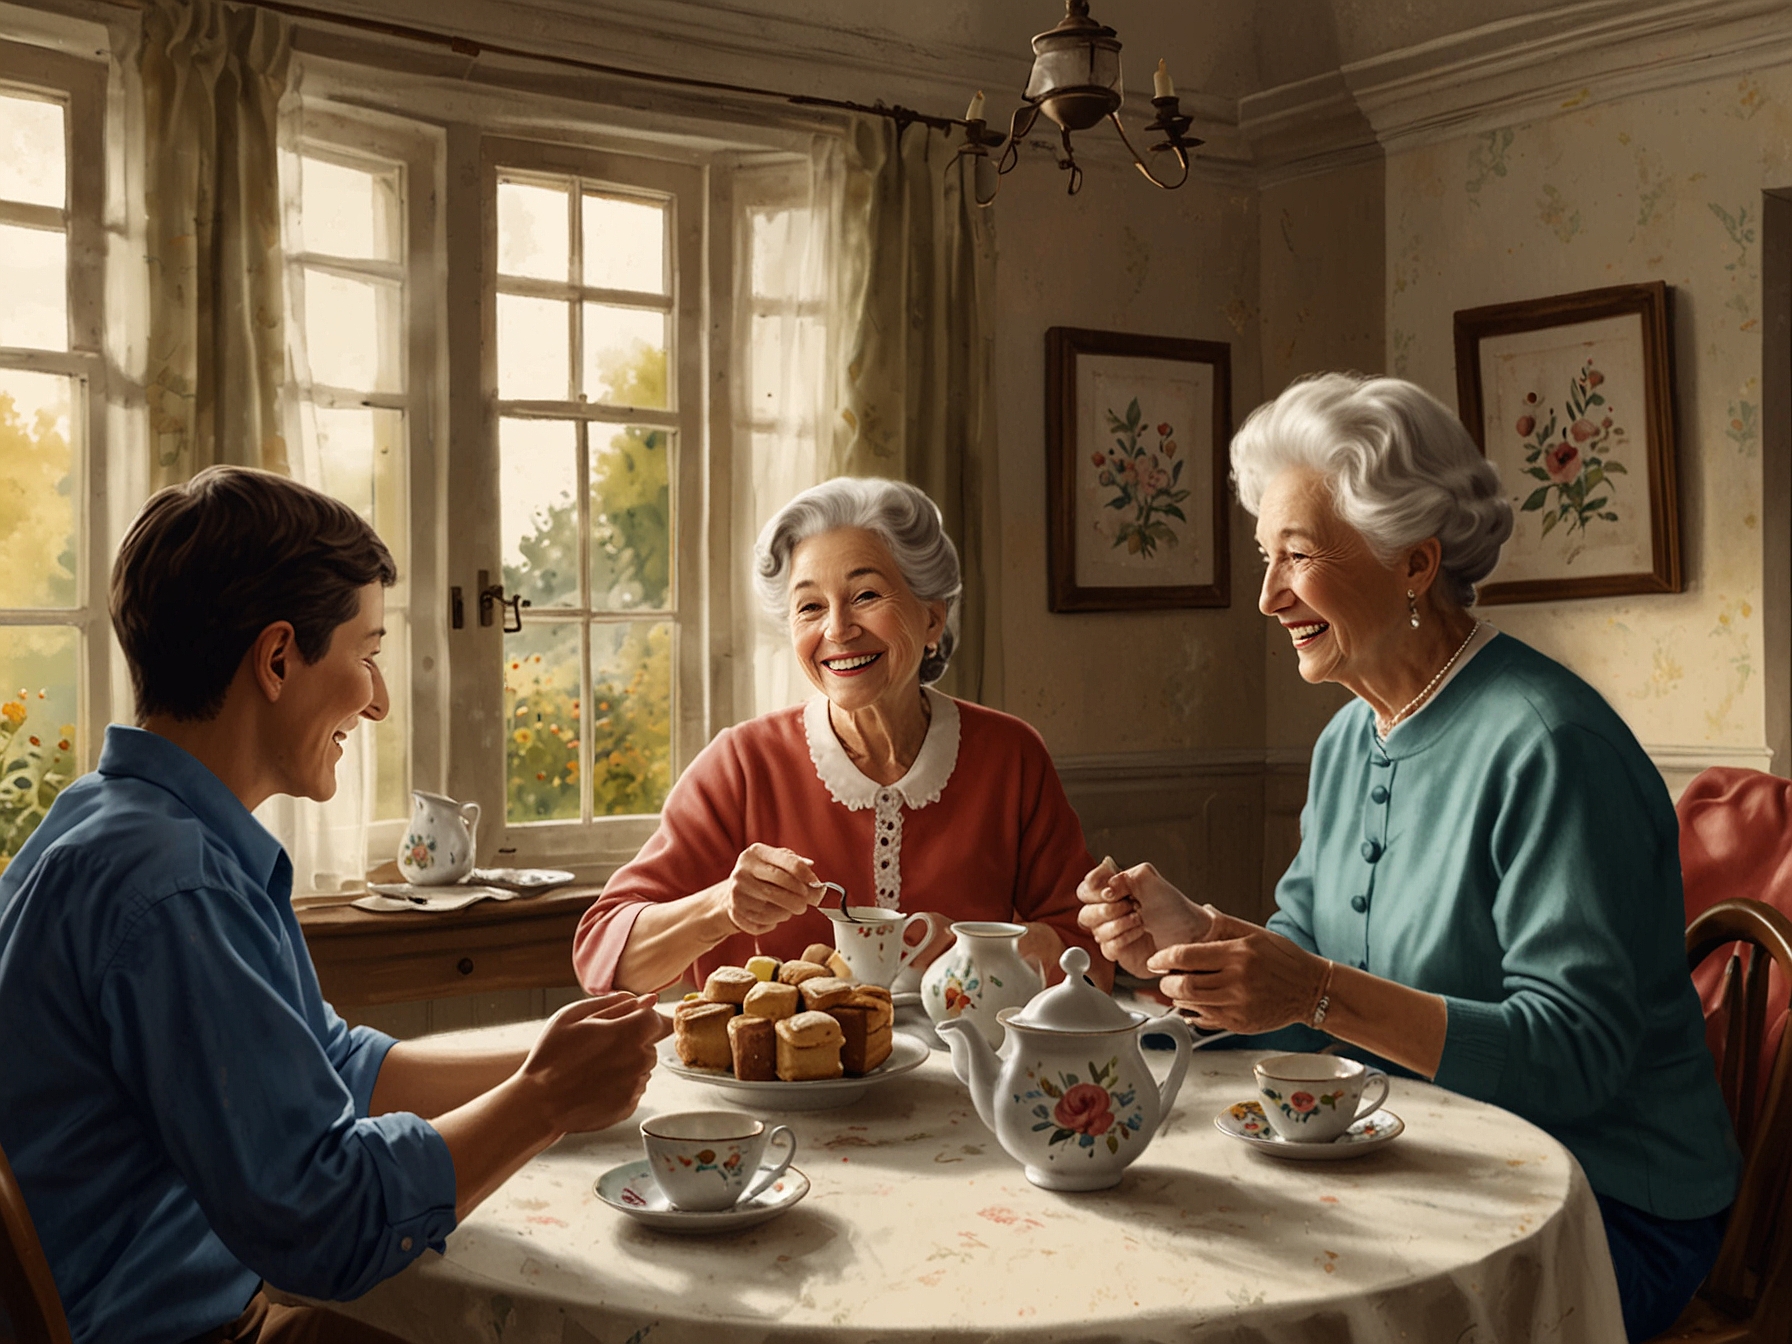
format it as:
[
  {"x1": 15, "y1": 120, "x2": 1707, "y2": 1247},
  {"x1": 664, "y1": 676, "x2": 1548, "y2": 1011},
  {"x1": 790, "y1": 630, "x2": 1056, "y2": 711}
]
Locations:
[{"x1": 457, "y1": 957, "x2": 475, "y2": 976}]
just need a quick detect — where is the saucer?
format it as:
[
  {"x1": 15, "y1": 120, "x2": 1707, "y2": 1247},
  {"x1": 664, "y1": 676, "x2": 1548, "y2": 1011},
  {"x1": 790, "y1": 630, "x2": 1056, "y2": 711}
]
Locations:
[
  {"x1": 660, "y1": 1032, "x2": 928, "y2": 1110},
  {"x1": 1213, "y1": 1099, "x2": 1404, "y2": 1161},
  {"x1": 594, "y1": 1159, "x2": 809, "y2": 1233},
  {"x1": 469, "y1": 866, "x2": 575, "y2": 894}
]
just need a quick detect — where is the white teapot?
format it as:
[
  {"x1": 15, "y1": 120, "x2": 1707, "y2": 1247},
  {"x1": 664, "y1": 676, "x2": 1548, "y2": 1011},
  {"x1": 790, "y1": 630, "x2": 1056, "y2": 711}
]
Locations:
[
  {"x1": 935, "y1": 946, "x2": 1191, "y2": 1192},
  {"x1": 397, "y1": 790, "x2": 481, "y2": 886}
]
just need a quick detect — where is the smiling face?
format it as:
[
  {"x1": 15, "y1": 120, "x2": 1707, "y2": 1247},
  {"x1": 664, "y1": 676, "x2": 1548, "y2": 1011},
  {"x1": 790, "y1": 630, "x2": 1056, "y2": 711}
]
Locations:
[
  {"x1": 786, "y1": 527, "x2": 946, "y2": 715},
  {"x1": 1254, "y1": 468, "x2": 1413, "y2": 696},
  {"x1": 267, "y1": 583, "x2": 390, "y2": 802}
]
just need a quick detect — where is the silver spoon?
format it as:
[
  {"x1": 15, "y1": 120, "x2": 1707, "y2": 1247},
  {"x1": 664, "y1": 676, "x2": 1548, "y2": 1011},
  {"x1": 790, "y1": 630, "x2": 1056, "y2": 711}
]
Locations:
[{"x1": 819, "y1": 880, "x2": 858, "y2": 922}]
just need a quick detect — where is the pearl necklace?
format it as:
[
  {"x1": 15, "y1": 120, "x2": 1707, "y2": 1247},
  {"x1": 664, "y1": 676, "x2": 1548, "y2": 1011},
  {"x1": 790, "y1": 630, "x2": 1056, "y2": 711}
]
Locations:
[{"x1": 1378, "y1": 621, "x2": 1482, "y2": 735}]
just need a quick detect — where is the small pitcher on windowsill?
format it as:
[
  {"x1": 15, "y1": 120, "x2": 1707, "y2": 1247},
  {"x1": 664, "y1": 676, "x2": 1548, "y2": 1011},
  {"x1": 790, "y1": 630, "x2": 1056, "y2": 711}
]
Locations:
[{"x1": 398, "y1": 790, "x2": 480, "y2": 886}]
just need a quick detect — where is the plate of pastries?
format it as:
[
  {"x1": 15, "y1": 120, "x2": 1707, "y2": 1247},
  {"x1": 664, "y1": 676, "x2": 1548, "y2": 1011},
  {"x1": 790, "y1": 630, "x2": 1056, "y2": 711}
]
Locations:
[{"x1": 661, "y1": 942, "x2": 928, "y2": 1110}]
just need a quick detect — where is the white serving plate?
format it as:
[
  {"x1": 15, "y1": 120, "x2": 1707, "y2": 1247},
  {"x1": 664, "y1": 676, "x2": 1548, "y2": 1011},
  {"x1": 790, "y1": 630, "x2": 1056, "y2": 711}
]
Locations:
[
  {"x1": 659, "y1": 1031, "x2": 928, "y2": 1110},
  {"x1": 468, "y1": 867, "x2": 577, "y2": 894}
]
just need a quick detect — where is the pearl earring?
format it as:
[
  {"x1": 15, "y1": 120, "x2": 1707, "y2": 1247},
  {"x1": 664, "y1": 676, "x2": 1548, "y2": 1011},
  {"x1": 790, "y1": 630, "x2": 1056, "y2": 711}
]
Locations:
[{"x1": 1407, "y1": 590, "x2": 1420, "y2": 629}]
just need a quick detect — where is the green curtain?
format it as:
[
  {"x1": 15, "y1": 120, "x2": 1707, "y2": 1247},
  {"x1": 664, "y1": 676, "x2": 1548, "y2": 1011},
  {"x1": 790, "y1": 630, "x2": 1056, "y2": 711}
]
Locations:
[
  {"x1": 833, "y1": 115, "x2": 1003, "y2": 707},
  {"x1": 138, "y1": 0, "x2": 292, "y2": 490}
]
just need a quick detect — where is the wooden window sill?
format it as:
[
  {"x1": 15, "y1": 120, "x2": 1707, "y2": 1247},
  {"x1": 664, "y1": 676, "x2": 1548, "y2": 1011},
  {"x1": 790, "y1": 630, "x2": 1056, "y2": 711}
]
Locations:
[{"x1": 297, "y1": 886, "x2": 599, "y2": 1008}]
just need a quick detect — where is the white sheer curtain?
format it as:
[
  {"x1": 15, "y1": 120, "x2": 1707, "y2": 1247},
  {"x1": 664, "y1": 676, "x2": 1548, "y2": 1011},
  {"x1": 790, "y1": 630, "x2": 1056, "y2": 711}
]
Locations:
[
  {"x1": 253, "y1": 106, "x2": 377, "y2": 896},
  {"x1": 735, "y1": 138, "x2": 848, "y2": 717}
]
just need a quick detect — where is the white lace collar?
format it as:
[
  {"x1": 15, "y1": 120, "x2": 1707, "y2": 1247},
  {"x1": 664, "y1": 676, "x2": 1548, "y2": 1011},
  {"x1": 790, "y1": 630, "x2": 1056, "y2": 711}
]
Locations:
[{"x1": 803, "y1": 687, "x2": 961, "y2": 811}]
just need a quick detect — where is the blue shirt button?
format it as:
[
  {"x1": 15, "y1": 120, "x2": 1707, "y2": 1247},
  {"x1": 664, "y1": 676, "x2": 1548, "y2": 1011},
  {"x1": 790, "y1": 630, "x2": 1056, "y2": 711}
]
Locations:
[
  {"x1": 1371, "y1": 785, "x2": 1389, "y2": 804},
  {"x1": 1360, "y1": 840, "x2": 1382, "y2": 862},
  {"x1": 1350, "y1": 894, "x2": 1368, "y2": 913}
]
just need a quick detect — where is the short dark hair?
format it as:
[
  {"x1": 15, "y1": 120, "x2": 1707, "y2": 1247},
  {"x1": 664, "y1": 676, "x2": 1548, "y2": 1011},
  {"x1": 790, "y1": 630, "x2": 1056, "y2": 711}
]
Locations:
[{"x1": 111, "y1": 466, "x2": 397, "y2": 722}]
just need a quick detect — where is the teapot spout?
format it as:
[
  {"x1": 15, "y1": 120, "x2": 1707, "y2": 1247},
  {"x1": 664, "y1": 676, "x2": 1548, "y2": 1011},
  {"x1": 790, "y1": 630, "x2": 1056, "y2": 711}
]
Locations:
[{"x1": 934, "y1": 1018, "x2": 1001, "y2": 1134}]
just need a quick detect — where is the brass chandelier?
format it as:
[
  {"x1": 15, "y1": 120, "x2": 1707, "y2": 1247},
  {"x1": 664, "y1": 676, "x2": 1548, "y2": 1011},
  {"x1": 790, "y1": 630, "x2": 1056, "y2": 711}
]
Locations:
[{"x1": 957, "y1": 0, "x2": 1205, "y2": 202}]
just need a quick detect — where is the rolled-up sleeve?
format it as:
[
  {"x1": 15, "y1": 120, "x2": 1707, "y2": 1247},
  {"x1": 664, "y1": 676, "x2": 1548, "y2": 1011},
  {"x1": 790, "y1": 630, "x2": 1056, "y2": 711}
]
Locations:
[{"x1": 99, "y1": 889, "x2": 457, "y2": 1300}]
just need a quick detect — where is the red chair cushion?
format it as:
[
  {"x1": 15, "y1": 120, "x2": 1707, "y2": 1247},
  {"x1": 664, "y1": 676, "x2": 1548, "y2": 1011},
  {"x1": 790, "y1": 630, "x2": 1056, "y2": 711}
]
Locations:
[{"x1": 1677, "y1": 767, "x2": 1792, "y2": 1115}]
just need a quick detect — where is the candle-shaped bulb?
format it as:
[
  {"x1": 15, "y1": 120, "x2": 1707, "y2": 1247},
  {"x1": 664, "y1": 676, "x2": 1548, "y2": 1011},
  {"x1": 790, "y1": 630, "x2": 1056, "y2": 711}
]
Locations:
[
  {"x1": 1153, "y1": 59, "x2": 1174, "y2": 100},
  {"x1": 965, "y1": 90, "x2": 986, "y2": 123}
]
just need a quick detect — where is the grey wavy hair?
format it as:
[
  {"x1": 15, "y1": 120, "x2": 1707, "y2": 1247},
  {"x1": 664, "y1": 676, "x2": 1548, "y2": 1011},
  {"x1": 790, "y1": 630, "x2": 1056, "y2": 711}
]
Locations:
[
  {"x1": 754, "y1": 477, "x2": 962, "y2": 685},
  {"x1": 1230, "y1": 373, "x2": 1514, "y2": 608}
]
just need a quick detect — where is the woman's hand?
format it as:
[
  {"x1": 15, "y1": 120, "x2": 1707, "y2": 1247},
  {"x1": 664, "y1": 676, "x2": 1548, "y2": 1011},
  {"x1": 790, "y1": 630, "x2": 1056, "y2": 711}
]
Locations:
[
  {"x1": 1075, "y1": 858, "x2": 1211, "y2": 979},
  {"x1": 1145, "y1": 907, "x2": 1329, "y2": 1035},
  {"x1": 711, "y1": 844, "x2": 826, "y2": 937}
]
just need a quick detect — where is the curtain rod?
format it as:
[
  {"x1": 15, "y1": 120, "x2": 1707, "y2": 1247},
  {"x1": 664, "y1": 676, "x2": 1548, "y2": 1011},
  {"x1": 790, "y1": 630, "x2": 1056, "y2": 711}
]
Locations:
[{"x1": 235, "y1": 0, "x2": 968, "y2": 134}]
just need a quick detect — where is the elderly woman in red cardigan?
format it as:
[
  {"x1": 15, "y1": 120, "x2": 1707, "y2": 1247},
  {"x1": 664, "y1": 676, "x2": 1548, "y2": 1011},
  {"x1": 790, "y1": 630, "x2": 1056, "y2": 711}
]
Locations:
[{"x1": 574, "y1": 477, "x2": 1112, "y2": 994}]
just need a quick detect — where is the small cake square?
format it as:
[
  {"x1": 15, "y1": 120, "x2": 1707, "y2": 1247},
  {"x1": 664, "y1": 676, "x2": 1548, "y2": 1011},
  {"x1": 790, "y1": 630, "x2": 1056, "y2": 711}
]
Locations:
[
  {"x1": 728, "y1": 1014, "x2": 777, "y2": 1081},
  {"x1": 798, "y1": 976, "x2": 855, "y2": 1012},
  {"x1": 776, "y1": 960, "x2": 828, "y2": 987},
  {"x1": 800, "y1": 942, "x2": 836, "y2": 968},
  {"x1": 673, "y1": 1000, "x2": 735, "y2": 1070},
  {"x1": 743, "y1": 980, "x2": 799, "y2": 1021},
  {"x1": 775, "y1": 1010, "x2": 844, "y2": 1081},
  {"x1": 825, "y1": 950, "x2": 854, "y2": 980},
  {"x1": 702, "y1": 966, "x2": 757, "y2": 1005},
  {"x1": 828, "y1": 1003, "x2": 894, "y2": 1075},
  {"x1": 745, "y1": 954, "x2": 781, "y2": 982}
]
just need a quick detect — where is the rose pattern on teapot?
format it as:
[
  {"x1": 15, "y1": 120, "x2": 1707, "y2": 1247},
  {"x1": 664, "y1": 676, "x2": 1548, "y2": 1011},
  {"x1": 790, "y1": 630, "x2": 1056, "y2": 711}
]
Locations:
[{"x1": 1017, "y1": 1056, "x2": 1146, "y2": 1160}]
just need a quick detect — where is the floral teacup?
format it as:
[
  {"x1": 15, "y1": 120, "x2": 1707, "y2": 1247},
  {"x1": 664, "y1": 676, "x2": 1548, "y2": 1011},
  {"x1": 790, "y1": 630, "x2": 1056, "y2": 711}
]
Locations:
[
  {"x1": 641, "y1": 1110, "x2": 796, "y2": 1212},
  {"x1": 1253, "y1": 1053, "x2": 1389, "y2": 1143}
]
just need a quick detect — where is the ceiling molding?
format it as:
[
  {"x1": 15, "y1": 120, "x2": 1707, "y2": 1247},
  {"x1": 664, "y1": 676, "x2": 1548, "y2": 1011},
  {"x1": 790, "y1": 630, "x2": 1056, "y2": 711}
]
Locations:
[{"x1": 1240, "y1": 0, "x2": 1792, "y2": 175}]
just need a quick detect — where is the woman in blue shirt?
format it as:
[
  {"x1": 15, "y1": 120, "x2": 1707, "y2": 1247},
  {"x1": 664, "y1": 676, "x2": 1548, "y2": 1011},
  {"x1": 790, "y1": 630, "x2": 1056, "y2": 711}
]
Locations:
[{"x1": 1078, "y1": 373, "x2": 1739, "y2": 1342}]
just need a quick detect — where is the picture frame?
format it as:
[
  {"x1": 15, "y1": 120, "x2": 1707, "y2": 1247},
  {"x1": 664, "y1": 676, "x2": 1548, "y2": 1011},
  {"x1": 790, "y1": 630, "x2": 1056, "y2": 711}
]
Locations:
[
  {"x1": 1453, "y1": 282, "x2": 1681, "y2": 604},
  {"x1": 1045, "y1": 326, "x2": 1231, "y2": 612}
]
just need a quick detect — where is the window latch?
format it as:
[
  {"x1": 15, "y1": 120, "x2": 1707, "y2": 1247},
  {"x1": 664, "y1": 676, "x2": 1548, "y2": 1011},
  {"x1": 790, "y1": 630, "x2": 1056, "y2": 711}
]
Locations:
[{"x1": 472, "y1": 570, "x2": 531, "y2": 633}]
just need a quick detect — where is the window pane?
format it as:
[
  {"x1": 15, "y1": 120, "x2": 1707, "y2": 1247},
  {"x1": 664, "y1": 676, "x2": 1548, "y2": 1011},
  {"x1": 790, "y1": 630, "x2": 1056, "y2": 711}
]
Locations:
[
  {"x1": 747, "y1": 313, "x2": 824, "y2": 426},
  {"x1": 500, "y1": 418, "x2": 579, "y2": 609},
  {"x1": 505, "y1": 621, "x2": 580, "y2": 824},
  {"x1": 0, "y1": 93, "x2": 63, "y2": 209},
  {"x1": 589, "y1": 621, "x2": 671, "y2": 817},
  {"x1": 582, "y1": 194, "x2": 665, "y2": 294},
  {"x1": 314, "y1": 406, "x2": 407, "y2": 553},
  {"x1": 497, "y1": 294, "x2": 571, "y2": 401},
  {"x1": 582, "y1": 305, "x2": 667, "y2": 408},
  {"x1": 0, "y1": 626, "x2": 78, "y2": 870},
  {"x1": 371, "y1": 611, "x2": 409, "y2": 822},
  {"x1": 0, "y1": 225, "x2": 66, "y2": 351},
  {"x1": 300, "y1": 157, "x2": 398, "y2": 261},
  {"x1": 591, "y1": 427, "x2": 670, "y2": 611},
  {"x1": 498, "y1": 181, "x2": 569, "y2": 281},
  {"x1": 302, "y1": 269, "x2": 402, "y2": 393},
  {"x1": 0, "y1": 370, "x2": 77, "y2": 609}
]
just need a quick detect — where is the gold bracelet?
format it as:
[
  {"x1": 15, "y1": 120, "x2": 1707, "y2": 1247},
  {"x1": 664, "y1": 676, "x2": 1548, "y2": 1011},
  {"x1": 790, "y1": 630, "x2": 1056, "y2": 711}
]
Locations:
[{"x1": 1310, "y1": 958, "x2": 1336, "y2": 1028}]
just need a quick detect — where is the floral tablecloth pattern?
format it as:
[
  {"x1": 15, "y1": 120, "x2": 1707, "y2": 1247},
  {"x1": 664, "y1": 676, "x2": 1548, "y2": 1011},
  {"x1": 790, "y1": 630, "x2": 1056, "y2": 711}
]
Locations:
[{"x1": 323, "y1": 1021, "x2": 1625, "y2": 1344}]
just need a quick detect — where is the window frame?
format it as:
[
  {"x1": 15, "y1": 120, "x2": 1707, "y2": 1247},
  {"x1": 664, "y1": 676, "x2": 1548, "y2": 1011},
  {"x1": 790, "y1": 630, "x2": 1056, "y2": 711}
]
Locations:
[
  {"x1": 286, "y1": 105, "x2": 449, "y2": 867},
  {"x1": 449, "y1": 134, "x2": 717, "y2": 874},
  {"x1": 0, "y1": 39, "x2": 110, "y2": 780}
]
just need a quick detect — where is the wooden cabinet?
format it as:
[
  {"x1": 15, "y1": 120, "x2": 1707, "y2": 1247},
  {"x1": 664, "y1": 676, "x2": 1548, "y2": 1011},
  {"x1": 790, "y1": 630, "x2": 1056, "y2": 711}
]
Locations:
[{"x1": 297, "y1": 887, "x2": 598, "y2": 1008}]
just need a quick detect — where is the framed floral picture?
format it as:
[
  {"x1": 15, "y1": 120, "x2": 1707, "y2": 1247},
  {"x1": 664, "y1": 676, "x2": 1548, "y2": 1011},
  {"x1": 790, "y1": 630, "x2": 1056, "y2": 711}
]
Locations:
[
  {"x1": 1045, "y1": 327, "x2": 1231, "y2": 611},
  {"x1": 1453, "y1": 282, "x2": 1682, "y2": 604}
]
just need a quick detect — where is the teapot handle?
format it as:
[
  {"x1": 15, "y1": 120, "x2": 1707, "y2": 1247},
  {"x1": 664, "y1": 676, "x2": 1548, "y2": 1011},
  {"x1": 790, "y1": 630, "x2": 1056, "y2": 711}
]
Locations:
[
  {"x1": 459, "y1": 800, "x2": 482, "y2": 828},
  {"x1": 1142, "y1": 1011, "x2": 1192, "y2": 1121}
]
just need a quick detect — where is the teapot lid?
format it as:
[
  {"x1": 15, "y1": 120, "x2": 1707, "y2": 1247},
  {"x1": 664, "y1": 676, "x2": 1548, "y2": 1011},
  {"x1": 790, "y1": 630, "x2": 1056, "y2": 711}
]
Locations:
[{"x1": 1003, "y1": 947, "x2": 1141, "y2": 1032}]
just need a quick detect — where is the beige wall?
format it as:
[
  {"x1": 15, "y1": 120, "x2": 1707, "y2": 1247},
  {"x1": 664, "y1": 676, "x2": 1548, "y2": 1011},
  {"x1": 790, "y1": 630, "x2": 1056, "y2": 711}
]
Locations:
[{"x1": 1386, "y1": 72, "x2": 1790, "y2": 775}]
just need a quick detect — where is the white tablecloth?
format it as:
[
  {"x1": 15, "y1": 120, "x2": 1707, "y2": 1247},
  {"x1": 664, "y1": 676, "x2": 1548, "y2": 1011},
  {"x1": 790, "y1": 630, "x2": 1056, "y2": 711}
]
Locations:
[{"x1": 326, "y1": 1019, "x2": 1625, "y2": 1343}]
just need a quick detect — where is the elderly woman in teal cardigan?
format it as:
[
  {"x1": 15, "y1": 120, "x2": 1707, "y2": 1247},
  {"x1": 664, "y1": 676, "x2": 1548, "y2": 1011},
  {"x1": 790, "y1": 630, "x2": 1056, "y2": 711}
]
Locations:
[{"x1": 1080, "y1": 373, "x2": 1739, "y2": 1342}]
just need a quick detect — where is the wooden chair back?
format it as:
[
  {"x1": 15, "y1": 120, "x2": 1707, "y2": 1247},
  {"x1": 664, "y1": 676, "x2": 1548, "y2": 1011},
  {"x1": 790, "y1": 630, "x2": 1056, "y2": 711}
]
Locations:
[
  {"x1": 0, "y1": 1140, "x2": 70, "y2": 1344},
  {"x1": 1684, "y1": 898, "x2": 1792, "y2": 1324}
]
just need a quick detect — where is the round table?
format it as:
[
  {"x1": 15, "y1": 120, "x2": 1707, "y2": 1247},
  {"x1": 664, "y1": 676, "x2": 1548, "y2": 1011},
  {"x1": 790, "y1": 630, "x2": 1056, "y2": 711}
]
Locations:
[{"x1": 327, "y1": 1018, "x2": 1625, "y2": 1343}]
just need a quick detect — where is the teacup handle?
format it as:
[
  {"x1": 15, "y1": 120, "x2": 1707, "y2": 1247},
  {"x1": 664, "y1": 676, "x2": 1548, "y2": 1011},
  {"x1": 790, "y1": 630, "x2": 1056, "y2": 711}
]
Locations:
[
  {"x1": 739, "y1": 1125, "x2": 796, "y2": 1203},
  {"x1": 894, "y1": 912, "x2": 940, "y2": 970},
  {"x1": 1353, "y1": 1069, "x2": 1390, "y2": 1120}
]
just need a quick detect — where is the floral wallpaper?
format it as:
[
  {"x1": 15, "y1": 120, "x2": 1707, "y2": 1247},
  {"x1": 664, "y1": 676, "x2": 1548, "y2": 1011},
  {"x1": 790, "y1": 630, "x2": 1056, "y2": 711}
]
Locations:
[{"x1": 1387, "y1": 71, "x2": 1792, "y2": 750}]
